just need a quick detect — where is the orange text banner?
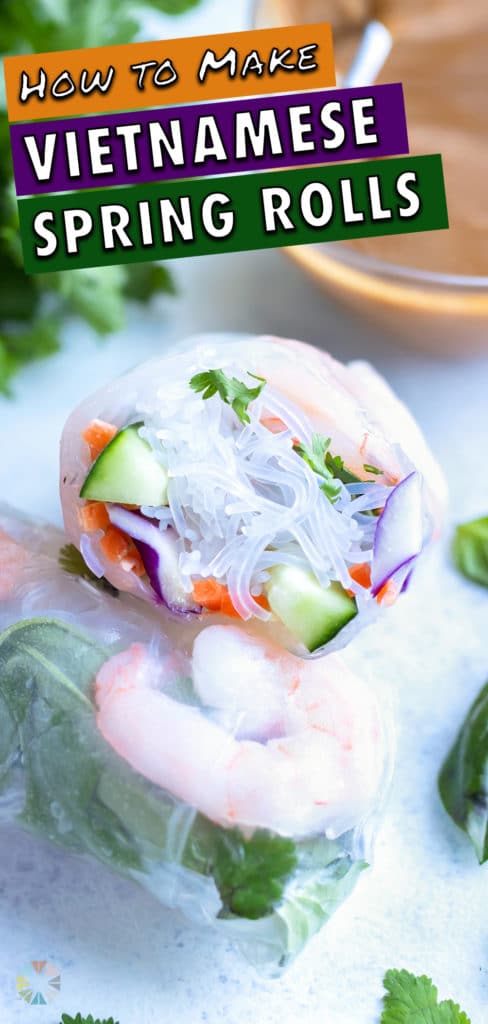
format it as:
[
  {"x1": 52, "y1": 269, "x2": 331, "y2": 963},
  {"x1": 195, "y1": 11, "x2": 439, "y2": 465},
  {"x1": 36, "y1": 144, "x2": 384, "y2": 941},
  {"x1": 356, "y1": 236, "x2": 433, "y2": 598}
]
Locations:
[{"x1": 4, "y1": 23, "x2": 336, "y2": 123}]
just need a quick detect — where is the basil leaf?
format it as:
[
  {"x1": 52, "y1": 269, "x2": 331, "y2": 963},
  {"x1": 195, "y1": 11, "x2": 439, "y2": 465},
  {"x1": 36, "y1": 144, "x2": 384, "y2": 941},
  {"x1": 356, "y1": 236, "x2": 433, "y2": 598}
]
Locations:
[
  {"x1": 0, "y1": 619, "x2": 142, "y2": 868},
  {"x1": 452, "y1": 516, "x2": 488, "y2": 587},
  {"x1": 438, "y1": 680, "x2": 488, "y2": 864}
]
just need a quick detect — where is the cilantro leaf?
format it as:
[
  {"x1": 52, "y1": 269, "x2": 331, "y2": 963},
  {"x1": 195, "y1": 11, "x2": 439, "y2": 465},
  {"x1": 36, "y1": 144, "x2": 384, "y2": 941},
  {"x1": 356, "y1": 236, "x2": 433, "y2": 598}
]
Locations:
[
  {"x1": 294, "y1": 434, "x2": 342, "y2": 501},
  {"x1": 438, "y1": 680, "x2": 488, "y2": 864},
  {"x1": 61, "y1": 1015, "x2": 119, "y2": 1024},
  {"x1": 381, "y1": 969, "x2": 471, "y2": 1024},
  {"x1": 363, "y1": 463, "x2": 382, "y2": 475},
  {"x1": 190, "y1": 368, "x2": 266, "y2": 425},
  {"x1": 212, "y1": 829, "x2": 297, "y2": 919},
  {"x1": 452, "y1": 516, "x2": 488, "y2": 588},
  {"x1": 325, "y1": 451, "x2": 361, "y2": 486}
]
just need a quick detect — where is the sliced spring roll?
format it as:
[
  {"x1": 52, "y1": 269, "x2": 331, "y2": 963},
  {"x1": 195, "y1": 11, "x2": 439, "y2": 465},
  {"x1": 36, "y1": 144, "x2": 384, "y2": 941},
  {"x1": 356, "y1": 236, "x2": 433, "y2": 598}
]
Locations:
[
  {"x1": 60, "y1": 334, "x2": 446, "y2": 656},
  {"x1": 0, "y1": 506, "x2": 392, "y2": 970}
]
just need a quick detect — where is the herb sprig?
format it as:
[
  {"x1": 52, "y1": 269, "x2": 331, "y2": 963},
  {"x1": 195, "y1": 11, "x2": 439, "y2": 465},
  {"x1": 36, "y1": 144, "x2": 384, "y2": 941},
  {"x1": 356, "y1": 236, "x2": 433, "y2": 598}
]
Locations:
[
  {"x1": 294, "y1": 434, "x2": 342, "y2": 501},
  {"x1": 190, "y1": 368, "x2": 266, "y2": 424},
  {"x1": 381, "y1": 969, "x2": 471, "y2": 1024},
  {"x1": 61, "y1": 1015, "x2": 119, "y2": 1024},
  {"x1": 212, "y1": 829, "x2": 297, "y2": 919}
]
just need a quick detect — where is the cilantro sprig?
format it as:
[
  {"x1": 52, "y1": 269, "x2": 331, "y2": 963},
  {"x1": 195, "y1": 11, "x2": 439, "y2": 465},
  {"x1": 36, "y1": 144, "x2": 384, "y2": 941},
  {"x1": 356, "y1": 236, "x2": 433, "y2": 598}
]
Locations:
[
  {"x1": 294, "y1": 434, "x2": 342, "y2": 501},
  {"x1": 381, "y1": 970, "x2": 471, "y2": 1024},
  {"x1": 294, "y1": 433, "x2": 384, "y2": 508},
  {"x1": 61, "y1": 1015, "x2": 119, "y2": 1024},
  {"x1": 58, "y1": 969, "x2": 472, "y2": 1024},
  {"x1": 212, "y1": 828, "x2": 297, "y2": 919},
  {"x1": 190, "y1": 368, "x2": 266, "y2": 425}
]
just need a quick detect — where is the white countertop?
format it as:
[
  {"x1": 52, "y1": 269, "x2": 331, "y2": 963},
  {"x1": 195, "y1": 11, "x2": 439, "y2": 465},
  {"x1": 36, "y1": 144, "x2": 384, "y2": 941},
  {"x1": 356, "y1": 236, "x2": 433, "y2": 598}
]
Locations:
[{"x1": 1, "y1": 2, "x2": 488, "y2": 1022}]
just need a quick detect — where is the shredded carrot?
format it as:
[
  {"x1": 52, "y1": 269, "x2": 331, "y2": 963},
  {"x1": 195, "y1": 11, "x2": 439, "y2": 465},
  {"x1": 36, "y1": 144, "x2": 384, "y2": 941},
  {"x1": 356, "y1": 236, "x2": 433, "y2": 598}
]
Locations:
[
  {"x1": 82, "y1": 419, "x2": 117, "y2": 460},
  {"x1": 375, "y1": 579, "x2": 399, "y2": 607},
  {"x1": 78, "y1": 501, "x2": 110, "y2": 532},
  {"x1": 193, "y1": 578, "x2": 269, "y2": 618},
  {"x1": 348, "y1": 563, "x2": 372, "y2": 589},
  {"x1": 100, "y1": 525, "x2": 145, "y2": 576},
  {"x1": 348, "y1": 562, "x2": 398, "y2": 606},
  {"x1": 219, "y1": 590, "x2": 242, "y2": 619},
  {"x1": 192, "y1": 579, "x2": 222, "y2": 607}
]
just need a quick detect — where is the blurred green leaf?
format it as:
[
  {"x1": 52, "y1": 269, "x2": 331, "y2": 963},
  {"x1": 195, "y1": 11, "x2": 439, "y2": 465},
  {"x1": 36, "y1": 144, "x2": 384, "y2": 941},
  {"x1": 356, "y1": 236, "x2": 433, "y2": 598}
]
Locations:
[
  {"x1": 453, "y1": 516, "x2": 488, "y2": 588},
  {"x1": 439, "y1": 680, "x2": 488, "y2": 864},
  {"x1": 124, "y1": 262, "x2": 177, "y2": 302},
  {"x1": 0, "y1": 0, "x2": 202, "y2": 394}
]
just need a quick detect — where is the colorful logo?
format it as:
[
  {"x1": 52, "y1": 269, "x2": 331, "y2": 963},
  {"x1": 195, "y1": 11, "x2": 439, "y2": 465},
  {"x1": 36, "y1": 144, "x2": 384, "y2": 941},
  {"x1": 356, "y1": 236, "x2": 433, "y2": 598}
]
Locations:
[{"x1": 16, "y1": 961, "x2": 61, "y2": 1005}]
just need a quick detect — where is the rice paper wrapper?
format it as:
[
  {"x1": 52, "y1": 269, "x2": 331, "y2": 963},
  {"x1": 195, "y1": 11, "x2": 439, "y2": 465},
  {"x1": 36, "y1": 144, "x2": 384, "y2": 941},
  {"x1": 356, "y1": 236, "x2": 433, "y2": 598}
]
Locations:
[
  {"x1": 60, "y1": 333, "x2": 446, "y2": 659},
  {"x1": 0, "y1": 506, "x2": 393, "y2": 972}
]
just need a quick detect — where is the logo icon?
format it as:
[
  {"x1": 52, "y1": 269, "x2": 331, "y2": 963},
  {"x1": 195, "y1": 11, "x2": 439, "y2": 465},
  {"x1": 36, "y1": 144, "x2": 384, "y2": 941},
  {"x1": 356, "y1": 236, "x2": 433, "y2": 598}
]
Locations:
[{"x1": 16, "y1": 961, "x2": 61, "y2": 1005}]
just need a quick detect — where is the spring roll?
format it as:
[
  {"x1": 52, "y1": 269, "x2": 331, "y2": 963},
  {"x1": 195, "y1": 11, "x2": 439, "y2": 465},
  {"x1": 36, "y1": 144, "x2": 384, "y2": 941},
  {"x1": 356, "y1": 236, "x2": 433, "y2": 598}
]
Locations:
[
  {"x1": 0, "y1": 506, "x2": 391, "y2": 970},
  {"x1": 60, "y1": 334, "x2": 446, "y2": 656}
]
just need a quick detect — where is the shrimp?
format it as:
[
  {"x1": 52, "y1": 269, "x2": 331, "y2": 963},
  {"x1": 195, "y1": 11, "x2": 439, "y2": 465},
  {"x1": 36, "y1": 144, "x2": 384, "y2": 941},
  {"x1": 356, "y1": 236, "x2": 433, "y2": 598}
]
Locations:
[
  {"x1": 0, "y1": 530, "x2": 28, "y2": 599},
  {"x1": 95, "y1": 625, "x2": 385, "y2": 839}
]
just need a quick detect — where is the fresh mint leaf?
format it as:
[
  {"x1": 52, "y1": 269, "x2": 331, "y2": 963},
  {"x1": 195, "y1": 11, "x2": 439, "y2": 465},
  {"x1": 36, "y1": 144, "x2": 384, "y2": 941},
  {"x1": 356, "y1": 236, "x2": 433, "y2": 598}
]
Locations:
[
  {"x1": 439, "y1": 680, "x2": 488, "y2": 863},
  {"x1": 453, "y1": 516, "x2": 488, "y2": 587},
  {"x1": 190, "y1": 368, "x2": 266, "y2": 425},
  {"x1": 381, "y1": 969, "x2": 471, "y2": 1024}
]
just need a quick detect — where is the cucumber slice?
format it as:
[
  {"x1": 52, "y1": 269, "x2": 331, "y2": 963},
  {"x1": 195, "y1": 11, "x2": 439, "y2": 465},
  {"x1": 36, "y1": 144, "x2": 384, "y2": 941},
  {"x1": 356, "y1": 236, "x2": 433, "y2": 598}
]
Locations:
[
  {"x1": 266, "y1": 564, "x2": 357, "y2": 652},
  {"x1": 80, "y1": 423, "x2": 168, "y2": 506}
]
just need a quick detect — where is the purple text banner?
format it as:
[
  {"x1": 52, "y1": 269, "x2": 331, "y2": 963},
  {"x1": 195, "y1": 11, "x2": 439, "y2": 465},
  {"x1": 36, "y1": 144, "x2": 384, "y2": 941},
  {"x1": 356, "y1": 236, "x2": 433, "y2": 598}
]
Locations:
[{"x1": 11, "y1": 83, "x2": 408, "y2": 197}]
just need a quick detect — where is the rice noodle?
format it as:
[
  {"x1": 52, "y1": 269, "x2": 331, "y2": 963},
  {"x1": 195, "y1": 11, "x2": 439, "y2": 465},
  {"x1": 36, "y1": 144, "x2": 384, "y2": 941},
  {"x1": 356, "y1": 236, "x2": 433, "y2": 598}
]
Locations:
[{"x1": 134, "y1": 355, "x2": 398, "y2": 615}]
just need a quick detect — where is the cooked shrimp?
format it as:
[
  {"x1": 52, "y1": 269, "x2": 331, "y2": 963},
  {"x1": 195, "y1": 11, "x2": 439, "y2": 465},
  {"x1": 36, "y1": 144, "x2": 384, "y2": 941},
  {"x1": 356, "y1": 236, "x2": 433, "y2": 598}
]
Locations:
[
  {"x1": 0, "y1": 530, "x2": 28, "y2": 599},
  {"x1": 96, "y1": 625, "x2": 385, "y2": 839}
]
